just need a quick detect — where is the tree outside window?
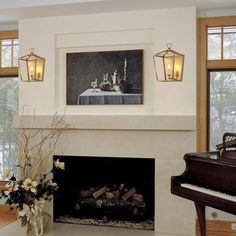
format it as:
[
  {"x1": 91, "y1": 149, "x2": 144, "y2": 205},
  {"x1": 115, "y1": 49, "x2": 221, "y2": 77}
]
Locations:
[{"x1": 0, "y1": 31, "x2": 19, "y2": 179}]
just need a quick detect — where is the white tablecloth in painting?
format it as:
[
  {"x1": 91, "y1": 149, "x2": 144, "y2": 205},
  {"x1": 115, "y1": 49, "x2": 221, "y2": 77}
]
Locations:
[{"x1": 77, "y1": 89, "x2": 142, "y2": 105}]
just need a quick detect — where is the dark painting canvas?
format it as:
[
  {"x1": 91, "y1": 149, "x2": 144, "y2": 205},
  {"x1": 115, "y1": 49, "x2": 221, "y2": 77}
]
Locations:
[{"x1": 66, "y1": 50, "x2": 143, "y2": 105}]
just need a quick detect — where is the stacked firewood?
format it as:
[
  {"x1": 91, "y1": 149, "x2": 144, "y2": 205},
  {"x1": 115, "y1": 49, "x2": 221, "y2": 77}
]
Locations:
[
  {"x1": 75, "y1": 184, "x2": 145, "y2": 219},
  {"x1": 79, "y1": 184, "x2": 144, "y2": 202}
]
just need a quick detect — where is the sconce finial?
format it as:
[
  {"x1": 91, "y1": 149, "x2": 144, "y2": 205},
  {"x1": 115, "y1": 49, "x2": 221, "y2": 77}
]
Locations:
[
  {"x1": 29, "y1": 48, "x2": 34, "y2": 55},
  {"x1": 167, "y1": 43, "x2": 172, "y2": 51}
]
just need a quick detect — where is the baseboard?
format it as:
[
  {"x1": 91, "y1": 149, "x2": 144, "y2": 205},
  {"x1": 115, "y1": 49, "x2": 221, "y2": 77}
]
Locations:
[{"x1": 196, "y1": 219, "x2": 236, "y2": 236}]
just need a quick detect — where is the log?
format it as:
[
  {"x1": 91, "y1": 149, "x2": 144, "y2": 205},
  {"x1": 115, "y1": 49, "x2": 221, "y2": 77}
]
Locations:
[
  {"x1": 119, "y1": 183, "x2": 125, "y2": 191},
  {"x1": 114, "y1": 190, "x2": 121, "y2": 200},
  {"x1": 80, "y1": 190, "x2": 93, "y2": 198},
  {"x1": 132, "y1": 194, "x2": 144, "y2": 202},
  {"x1": 105, "y1": 192, "x2": 115, "y2": 199},
  {"x1": 122, "y1": 187, "x2": 136, "y2": 201},
  {"x1": 92, "y1": 186, "x2": 107, "y2": 199}
]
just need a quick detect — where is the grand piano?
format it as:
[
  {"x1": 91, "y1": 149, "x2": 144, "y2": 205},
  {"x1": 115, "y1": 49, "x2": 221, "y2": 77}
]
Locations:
[{"x1": 171, "y1": 133, "x2": 236, "y2": 236}]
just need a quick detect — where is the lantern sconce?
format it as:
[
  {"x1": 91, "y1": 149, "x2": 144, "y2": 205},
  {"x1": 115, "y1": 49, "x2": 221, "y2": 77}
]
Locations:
[
  {"x1": 18, "y1": 48, "x2": 45, "y2": 82},
  {"x1": 153, "y1": 43, "x2": 184, "y2": 82}
]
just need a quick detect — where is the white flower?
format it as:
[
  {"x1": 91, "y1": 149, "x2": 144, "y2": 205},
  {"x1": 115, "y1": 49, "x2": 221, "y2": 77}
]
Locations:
[
  {"x1": 2, "y1": 169, "x2": 13, "y2": 179},
  {"x1": 4, "y1": 181, "x2": 19, "y2": 195},
  {"x1": 22, "y1": 178, "x2": 38, "y2": 193},
  {"x1": 4, "y1": 190, "x2": 10, "y2": 196},
  {"x1": 54, "y1": 159, "x2": 65, "y2": 170},
  {"x1": 18, "y1": 204, "x2": 30, "y2": 219}
]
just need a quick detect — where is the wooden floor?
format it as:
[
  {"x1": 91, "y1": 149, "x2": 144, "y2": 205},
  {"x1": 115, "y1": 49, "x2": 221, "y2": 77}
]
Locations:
[
  {"x1": 0, "y1": 213, "x2": 16, "y2": 229},
  {"x1": 0, "y1": 205, "x2": 16, "y2": 229},
  {"x1": 196, "y1": 219, "x2": 236, "y2": 236}
]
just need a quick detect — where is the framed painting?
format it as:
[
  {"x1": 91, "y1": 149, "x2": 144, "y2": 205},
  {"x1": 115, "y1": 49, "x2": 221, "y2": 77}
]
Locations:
[{"x1": 66, "y1": 49, "x2": 143, "y2": 105}]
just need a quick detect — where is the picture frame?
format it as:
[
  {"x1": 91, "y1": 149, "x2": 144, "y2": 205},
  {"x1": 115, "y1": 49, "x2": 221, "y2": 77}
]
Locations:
[{"x1": 66, "y1": 49, "x2": 143, "y2": 105}]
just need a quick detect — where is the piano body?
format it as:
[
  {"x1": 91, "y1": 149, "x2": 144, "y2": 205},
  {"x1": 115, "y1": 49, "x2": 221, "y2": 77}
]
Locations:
[{"x1": 171, "y1": 133, "x2": 236, "y2": 236}]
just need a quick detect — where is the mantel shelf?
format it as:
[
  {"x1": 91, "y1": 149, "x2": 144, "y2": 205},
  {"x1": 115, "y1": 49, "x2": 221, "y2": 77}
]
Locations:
[{"x1": 13, "y1": 115, "x2": 196, "y2": 131}]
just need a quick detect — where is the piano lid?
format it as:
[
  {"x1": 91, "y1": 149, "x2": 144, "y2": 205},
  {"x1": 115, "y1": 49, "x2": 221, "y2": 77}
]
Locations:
[{"x1": 184, "y1": 151, "x2": 236, "y2": 166}]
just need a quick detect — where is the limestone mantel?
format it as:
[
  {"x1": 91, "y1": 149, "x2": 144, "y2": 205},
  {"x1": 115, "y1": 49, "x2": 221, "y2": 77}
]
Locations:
[
  {"x1": 13, "y1": 114, "x2": 196, "y2": 235},
  {"x1": 13, "y1": 115, "x2": 196, "y2": 131}
]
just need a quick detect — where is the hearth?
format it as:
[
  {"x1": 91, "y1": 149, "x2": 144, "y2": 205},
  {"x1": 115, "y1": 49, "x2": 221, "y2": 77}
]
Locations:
[{"x1": 53, "y1": 156, "x2": 155, "y2": 230}]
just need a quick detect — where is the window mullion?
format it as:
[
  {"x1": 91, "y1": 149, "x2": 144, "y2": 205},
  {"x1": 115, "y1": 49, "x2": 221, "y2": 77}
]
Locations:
[
  {"x1": 207, "y1": 59, "x2": 236, "y2": 69},
  {"x1": 221, "y1": 26, "x2": 224, "y2": 60},
  {"x1": 0, "y1": 40, "x2": 2, "y2": 67},
  {"x1": 11, "y1": 40, "x2": 13, "y2": 67}
]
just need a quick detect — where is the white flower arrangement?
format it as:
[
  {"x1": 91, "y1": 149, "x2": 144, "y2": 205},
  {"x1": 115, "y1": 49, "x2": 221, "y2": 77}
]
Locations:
[
  {"x1": 1, "y1": 159, "x2": 64, "y2": 209},
  {"x1": 0, "y1": 112, "x2": 69, "y2": 236},
  {"x1": 0, "y1": 159, "x2": 64, "y2": 236}
]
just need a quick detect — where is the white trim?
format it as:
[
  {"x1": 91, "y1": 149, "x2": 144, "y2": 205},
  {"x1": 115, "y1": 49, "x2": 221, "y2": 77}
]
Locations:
[{"x1": 56, "y1": 29, "x2": 154, "y2": 48}]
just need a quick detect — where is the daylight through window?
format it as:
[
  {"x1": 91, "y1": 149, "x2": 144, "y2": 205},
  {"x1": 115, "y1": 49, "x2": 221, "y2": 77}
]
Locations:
[
  {"x1": 0, "y1": 30, "x2": 19, "y2": 179},
  {"x1": 207, "y1": 25, "x2": 236, "y2": 150}
]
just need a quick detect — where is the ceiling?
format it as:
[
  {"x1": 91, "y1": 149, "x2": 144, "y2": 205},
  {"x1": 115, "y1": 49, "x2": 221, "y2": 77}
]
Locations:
[{"x1": 0, "y1": 0, "x2": 236, "y2": 24}]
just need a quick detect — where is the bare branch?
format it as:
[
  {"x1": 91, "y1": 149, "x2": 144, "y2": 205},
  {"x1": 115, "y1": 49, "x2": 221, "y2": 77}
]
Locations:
[{"x1": 16, "y1": 112, "x2": 69, "y2": 180}]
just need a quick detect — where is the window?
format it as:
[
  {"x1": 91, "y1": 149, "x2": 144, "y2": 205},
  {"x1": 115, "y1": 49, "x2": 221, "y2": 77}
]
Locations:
[
  {"x1": 0, "y1": 77, "x2": 18, "y2": 178},
  {"x1": 209, "y1": 70, "x2": 236, "y2": 149},
  {"x1": 198, "y1": 17, "x2": 236, "y2": 151},
  {"x1": 208, "y1": 26, "x2": 236, "y2": 60},
  {"x1": 0, "y1": 30, "x2": 18, "y2": 77},
  {"x1": 0, "y1": 30, "x2": 18, "y2": 179},
  {"x1": 1, "y1": 39, "x2": 19, "y2": 67},
  {"x1": 208, "y1": 27, "x2": 221, "y2": 60}
]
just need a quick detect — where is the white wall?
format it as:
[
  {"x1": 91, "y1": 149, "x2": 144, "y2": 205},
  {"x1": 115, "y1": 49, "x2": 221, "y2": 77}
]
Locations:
[
  {"x1": 0, "y1": 23, "x2": 18, "y2": 30},
  {"x1": 18, "y1": 7, "x2": 198, "y2": 236},
  {"x1": 18, "y1": 7, "x2": 196, "y2": 116},
  {"x1": 198, "y1": 8, "x2": 236, "y2": 17}
]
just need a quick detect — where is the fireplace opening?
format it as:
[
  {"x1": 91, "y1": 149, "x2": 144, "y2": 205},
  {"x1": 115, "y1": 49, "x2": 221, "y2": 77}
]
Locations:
[{"x1": 53, "y1": 156, "x2": 155, "y2": 230}]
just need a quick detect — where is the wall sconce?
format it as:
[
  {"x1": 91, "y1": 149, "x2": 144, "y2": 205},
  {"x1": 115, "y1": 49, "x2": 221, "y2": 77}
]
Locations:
[
  {"x1": 153, "y1": 43, "x2": 184, "y2": 82},
  {"x1": 18, "y1": 48, "x2": 45, "y2": 82}
]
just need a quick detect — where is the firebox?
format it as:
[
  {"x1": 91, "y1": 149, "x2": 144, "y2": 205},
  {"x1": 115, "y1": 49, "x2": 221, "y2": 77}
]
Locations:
[{"x1": 53, "y1": 156, "x2": 155, "y2": 230}]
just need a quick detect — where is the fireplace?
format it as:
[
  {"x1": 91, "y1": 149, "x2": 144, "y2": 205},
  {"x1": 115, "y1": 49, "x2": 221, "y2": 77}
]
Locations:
[{"x1": 53, "y1": 155, "x2": 155, "y2": 230}]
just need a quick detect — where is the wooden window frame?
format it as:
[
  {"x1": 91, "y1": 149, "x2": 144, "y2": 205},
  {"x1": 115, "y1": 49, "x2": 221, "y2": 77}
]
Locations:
[
  {"x1": 0, "y1": 30, "x2": 18, "y2": 77},
  {"x1": 197, "y1": 16, "x2": 236, "y2": 151}
]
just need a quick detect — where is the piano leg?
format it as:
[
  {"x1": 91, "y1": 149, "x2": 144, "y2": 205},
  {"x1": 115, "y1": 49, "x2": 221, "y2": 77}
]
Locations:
[{"x1": 194, "y1": 202, "x2": 206, "y2": 236}]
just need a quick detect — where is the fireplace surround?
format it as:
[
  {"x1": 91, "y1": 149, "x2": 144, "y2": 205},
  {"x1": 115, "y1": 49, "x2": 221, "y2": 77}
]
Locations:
[
  {"x1": 53, "y1": 155, "x2": 155, "y2": 230},
  {"x1": 13, "y1": 114, "x2": 196, "y2": 235}
]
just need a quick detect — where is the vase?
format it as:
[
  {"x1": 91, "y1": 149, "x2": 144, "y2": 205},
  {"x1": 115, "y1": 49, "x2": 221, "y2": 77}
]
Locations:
[
  {"x1": 19, "y1": 214, "x2": 44, "y2": 236},
  {"x1": 19, "y1": 216, "x2": 29, "y2": 236},
  {"x1": 20, "y1": 221, "x2": 28, "y2": 236}
]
